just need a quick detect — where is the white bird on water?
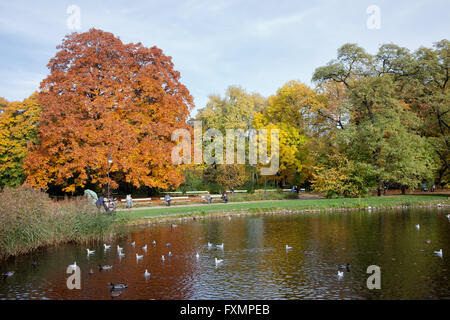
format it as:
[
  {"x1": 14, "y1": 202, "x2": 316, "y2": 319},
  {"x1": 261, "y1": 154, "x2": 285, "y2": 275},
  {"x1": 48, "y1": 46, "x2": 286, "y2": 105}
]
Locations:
[
  {"x1": 144, "y1": 269, "x2": 151, "y2": 277},
  {"x1": 416, "y1": 224, "x2": 420, "y2": 230},
  {"x1": 196, "y1": 252, "x2": 200, "y2": 259},
  {"x1": 131, "y1": 241, "x2": 136, "y2": 247},
  {"x1": 136, "y1": 253, "x2": 143, "y2": 260},
  {"x1": 208, "y1": 242, "x2": 213, "y2": 248},
  {"x1": 161, "y1": 255, "x2": 165, "y2": 262},
  {"x1": 338, "y1": 270, "x2": 344, "y2": 278},
  {"x1": 215, "y1": 258, "x2": 223, "y2": 265},
  {"x1": 117, "y1": 245, "x2": 123, "y2": 252},
  {"x1": 217, "y1": 243, "x2": 224, "y2": 249},
  {"x1": 142, "y1": 244, "x2": 147, "y2": 251},
  {"x1": 434, "y1": 249, "x2": 443, "y2": 258},
  {"x1": 104, "y1": 244, "x2": 111, "y2": 250},
  {"x1": 68, "y1": 262, "x2": 77, "y2": 270},
  {"x1": 286, "y1": 245, "x2": 292, "y2": 250},
  {"x1": 168, "y1": 251, "x2": 173, "y2": 258},
  {"x1": 87, "y1": 249, "x2": 95, "y2": 255},
  {"x1": 119, "y1": 251, "x2": 125, "y2": 258}
]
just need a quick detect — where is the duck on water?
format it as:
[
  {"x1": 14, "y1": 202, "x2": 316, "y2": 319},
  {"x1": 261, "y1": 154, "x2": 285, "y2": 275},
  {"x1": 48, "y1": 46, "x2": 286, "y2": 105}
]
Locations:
[{"x1": 337, "y1": 263, "x2": 351, "y2": 272}]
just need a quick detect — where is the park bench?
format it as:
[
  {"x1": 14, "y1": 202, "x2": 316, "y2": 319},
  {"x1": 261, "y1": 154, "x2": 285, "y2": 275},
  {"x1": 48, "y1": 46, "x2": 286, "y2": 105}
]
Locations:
[
  {"x1": 159, "y1": 196, "x2": 191, "y2": 205},
  {"x1": 120, "y1": 197, "x2": 152, "y2": 204},
  {"x1": 201, "y1": 194, "x2": 225, "y2": 203}
]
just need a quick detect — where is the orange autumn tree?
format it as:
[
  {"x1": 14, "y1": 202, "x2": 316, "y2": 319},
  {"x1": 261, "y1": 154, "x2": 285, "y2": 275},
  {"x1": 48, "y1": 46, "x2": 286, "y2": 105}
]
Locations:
[{"x1": 24, "y1": 29, "x2": 193, "y2": 193}]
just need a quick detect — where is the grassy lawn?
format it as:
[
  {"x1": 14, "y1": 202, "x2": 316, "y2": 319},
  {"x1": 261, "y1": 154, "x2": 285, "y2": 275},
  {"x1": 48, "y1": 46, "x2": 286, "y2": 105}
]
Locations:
[{"x1": 117, "y1": 195, "x2": 449, "y2": 220}]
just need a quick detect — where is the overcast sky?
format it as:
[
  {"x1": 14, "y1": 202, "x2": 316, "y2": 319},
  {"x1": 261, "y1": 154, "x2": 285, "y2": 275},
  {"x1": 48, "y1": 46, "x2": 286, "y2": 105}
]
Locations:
[{"x1": 1, "y1": 0, "x2": 449, "y2": 115}]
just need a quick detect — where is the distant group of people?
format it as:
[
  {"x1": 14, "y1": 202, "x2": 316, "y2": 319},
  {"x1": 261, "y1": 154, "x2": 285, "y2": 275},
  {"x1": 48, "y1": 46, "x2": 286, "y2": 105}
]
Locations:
[
  {"x1": 117, "y1": 191, "x2": 231, "y2": 208},
  {"x1": 203, "y1": 191, "x2": 228, "y2": 204},
  {"x1": 95, "y1": 195, "x2": 119, "y2": 214}
]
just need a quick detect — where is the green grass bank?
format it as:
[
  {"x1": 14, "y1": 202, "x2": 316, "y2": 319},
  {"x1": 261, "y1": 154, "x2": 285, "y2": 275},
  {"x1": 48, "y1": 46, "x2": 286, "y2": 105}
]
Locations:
[{"x1": 118, "y1": 194, "x2": 449, "y2": 223}]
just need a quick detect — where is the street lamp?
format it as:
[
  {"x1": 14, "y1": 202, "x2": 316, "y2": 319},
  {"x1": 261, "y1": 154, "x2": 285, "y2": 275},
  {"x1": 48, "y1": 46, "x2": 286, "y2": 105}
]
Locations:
[
  {"x1": 107, "y1": 155, "x2": 113, "y2": 200},
  {"x1": 250, "y1": 163, "x2": 256, "y2": 194},
  {"x1": 264, "y1": 158, "x2": 270, "y2": 199}
]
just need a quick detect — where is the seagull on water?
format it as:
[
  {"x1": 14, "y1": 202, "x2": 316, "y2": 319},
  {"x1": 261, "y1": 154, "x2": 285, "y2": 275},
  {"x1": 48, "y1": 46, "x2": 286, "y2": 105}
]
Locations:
[
  {"x1": 286, "y1": 245, "x2": 292, "y2": 250},
  {"x1": 144, "y1": 269, "x2": 151, "y2": 277},
  {"x1": 434, "y1": 249, "x2": 443, "y2": 258},
  {"x1": 338, "y1": 270, "x2": 344, "y2": 278},
  {"x1": 416, "y1": 224, "x2": 420, "y2": 230},
  {"x1": 2, "y1": 271, "x2": 14, "y2": 279},
  {"x1": 136, "y1": 253, "x2": 143, "y2": 260},
  {"x1": 104, "y1": 244, "x2": 111, "y2": 250},
  {"x1": 131, "y1": 241, "x2": 136, "y2": 247},
  {"x1": 68, "y1": 262, "x2": 77, "y2": 270},
  {"x1": 98, "y1": 264, "x2": 112, "y2": 271},
  {"x1": 196, "y1": 252, "x2": 200, "y2": 259},
  {"x1": 217, "y1": 243, "x2": 224, "y2": 249},
  {"x1": 215, "y1": 258, "x2": 223, "y2": 265},
  {"x1": 142, "y1": 244, "x2": 147, "y2": 251},
  {"x1": 87, "y1": 249, "x2": 95, "y2": 255}
]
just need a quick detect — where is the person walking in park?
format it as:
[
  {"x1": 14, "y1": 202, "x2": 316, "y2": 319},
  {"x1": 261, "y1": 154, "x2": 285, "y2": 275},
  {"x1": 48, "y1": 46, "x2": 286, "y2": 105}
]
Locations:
[
  {"x1": 126, "y1": 194, "x2": 133, "y2": 209},
  {"x1": 96, "y1": 196, "x2": 108, "y2": 213},
  {"x1": 165, "y1": 194, "x2": 171, "y2": 206}
]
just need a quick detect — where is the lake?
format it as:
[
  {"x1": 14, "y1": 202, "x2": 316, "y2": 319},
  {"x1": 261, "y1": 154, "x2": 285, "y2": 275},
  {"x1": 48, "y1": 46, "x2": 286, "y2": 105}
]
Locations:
[{"x1": 1, "y1": 207, "x2": 449, "y2": 299}]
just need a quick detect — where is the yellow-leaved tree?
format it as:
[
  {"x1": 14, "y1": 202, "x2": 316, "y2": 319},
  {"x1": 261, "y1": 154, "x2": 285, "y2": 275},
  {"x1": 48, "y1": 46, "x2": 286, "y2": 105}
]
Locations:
[
  {"x1": 253, "y1": 81, "x2": 324, "y2": 185},
  {"x1": 0, "y1": 93, "x2": 41, "y2": 187}
]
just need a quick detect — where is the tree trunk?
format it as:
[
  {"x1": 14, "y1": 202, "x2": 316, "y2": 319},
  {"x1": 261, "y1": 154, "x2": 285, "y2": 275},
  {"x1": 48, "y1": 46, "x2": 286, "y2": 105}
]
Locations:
[
  {"x1": 401, "y1": 186, "x2": 406, "y2": 195},
  {"x1": 377, "y1": 181, "x2": 383, "y2": 197}
]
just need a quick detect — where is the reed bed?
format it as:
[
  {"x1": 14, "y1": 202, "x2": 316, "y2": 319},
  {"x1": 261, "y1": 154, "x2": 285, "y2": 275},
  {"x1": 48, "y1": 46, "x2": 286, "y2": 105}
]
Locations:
[{"x1": 0, "y1": 186, "x2": 124, "y2": 261}]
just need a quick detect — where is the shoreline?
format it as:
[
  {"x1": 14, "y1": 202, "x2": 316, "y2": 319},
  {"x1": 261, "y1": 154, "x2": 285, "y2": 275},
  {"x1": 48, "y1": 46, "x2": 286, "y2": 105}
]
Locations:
[
  {"x1": 123, "y1": 200, "x2": 450, "y2": 227},
  {"x1": 1, "y1": 196, "x2": 449, "y2": 261}
]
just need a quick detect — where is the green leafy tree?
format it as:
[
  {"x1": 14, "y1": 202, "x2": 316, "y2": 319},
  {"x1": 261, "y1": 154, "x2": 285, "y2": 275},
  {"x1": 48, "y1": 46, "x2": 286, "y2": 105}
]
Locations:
[
  {"x1": 195, "y1": 86, "x2": 268, "y2": 189},
  {"x1": 312, "y1": 42, "x2": 440, "y2": 196}
]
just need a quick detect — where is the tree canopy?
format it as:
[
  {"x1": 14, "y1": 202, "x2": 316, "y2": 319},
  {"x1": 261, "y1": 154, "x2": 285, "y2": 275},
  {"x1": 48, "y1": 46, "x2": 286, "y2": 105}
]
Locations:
[{"x1": 23, "y1": 29, "x2": 193, "y2": 193}]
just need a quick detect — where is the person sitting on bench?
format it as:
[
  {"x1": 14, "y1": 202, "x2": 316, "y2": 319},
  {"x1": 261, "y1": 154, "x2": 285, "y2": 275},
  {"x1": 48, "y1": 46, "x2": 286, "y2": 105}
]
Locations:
[
  {"x1": 221, "y1": 191, "x2": 229, "y2": 203},
  {"x1": 205, "y1": 192, "x2": 212, "y2": 204},
  {"x1": 165, "y1": 194, "x2": 171, "y2": 206}
]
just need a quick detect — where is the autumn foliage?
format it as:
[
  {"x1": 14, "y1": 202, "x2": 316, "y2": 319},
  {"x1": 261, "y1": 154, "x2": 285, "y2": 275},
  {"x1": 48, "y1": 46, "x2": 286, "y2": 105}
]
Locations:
[
  {"x1": 0, "y1": 93, "x2": 41, "y2": 187},
  {"x1": 24, "y1": 29, "x2": 193, "y2": 193}
]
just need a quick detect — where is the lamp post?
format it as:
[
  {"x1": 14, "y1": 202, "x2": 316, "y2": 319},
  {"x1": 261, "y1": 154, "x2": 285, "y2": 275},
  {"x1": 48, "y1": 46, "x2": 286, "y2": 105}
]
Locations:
[
  {"x1": 264, "y1": 158, "x2": 270, "y2": 199},
  {"x1": 250, "y1": 164, "x2": 255, "y2": 194},
  {"x1": 107, "y1": 155, "x2": 112, "y2": 200}
]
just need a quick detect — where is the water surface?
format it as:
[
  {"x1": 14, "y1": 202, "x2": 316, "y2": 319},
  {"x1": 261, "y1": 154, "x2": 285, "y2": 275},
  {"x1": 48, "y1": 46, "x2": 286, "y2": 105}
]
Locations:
[{"x1": 1, "y1": 207, "x2": 449, "y2": 299}]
